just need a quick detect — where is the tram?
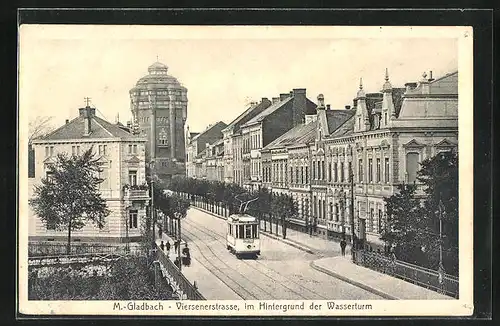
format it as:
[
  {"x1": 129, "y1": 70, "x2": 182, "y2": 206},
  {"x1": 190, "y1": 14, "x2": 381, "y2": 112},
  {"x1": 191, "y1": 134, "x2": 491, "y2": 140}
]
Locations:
[{"x1": 226, "y1": 214, "x2": 260, "y2": 258}]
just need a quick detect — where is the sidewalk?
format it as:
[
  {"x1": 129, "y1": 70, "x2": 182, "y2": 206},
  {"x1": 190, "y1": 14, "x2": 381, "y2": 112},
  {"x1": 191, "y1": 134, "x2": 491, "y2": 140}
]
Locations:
[
  {"x1": 155, "y1": 229, "x2": 241, "y2": 300},
  {"x1": 311, "y1": 256, "x2": 453, "y2": 300}
]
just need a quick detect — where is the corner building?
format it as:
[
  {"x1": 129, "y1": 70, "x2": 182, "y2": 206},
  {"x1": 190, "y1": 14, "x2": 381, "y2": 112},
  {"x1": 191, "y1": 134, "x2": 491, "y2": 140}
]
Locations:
[{"x1": 129, "y1": 61, "x2": 188, "y2": 181}]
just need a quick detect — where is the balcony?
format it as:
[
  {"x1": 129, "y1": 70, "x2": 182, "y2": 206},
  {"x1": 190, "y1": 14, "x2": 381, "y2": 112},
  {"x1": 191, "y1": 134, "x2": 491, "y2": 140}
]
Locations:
[{"x1": 123, "y1": 185, "x2": 150, "y2": 201}]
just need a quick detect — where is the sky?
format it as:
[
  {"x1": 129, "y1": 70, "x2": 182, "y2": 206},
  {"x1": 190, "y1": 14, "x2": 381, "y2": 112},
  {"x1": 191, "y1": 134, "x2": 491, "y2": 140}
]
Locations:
[{"x1": 20, "y1": 25, "x2": 460, "y2": 133}]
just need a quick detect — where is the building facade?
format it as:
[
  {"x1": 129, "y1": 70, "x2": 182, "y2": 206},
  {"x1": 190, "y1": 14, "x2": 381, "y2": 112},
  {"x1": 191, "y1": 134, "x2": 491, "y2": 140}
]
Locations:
[
  {"x1": 129, "y1": 61, "x2": 188, "y2": 182},
  {"x1": 186, "y1": 69, "x2": 458, "y2": 251},
  {"x1": 185, "y1": 121, "x2": 227, "y2": 178},
  {"x1": 30, "y1": 106, "x2": 150, "y2": 243}
]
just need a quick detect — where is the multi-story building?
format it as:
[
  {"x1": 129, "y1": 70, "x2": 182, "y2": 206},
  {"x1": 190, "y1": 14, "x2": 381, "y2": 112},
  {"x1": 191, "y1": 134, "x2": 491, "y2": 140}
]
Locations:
[
  {"x1": 221, "y1": 98, "x2": 272, "y2": 185},
  {"x1": 239, "y1": 89, "x2": 317, "y2": 191},
  {"x1": 261, "y1": 69, "x2": 458, "y2": 251},
  {"x1": 29, "y1": 105, "x2": 150, "y2": 243},
  {"x1": 205, "y1": 139, "x2": 225, "y2": 181},
  {"x1": 185, "y1": 121, "x2": 227, "y2": 178},
  {"x1": 129, "y1": 61, "x2": 188, "y2": 182}
]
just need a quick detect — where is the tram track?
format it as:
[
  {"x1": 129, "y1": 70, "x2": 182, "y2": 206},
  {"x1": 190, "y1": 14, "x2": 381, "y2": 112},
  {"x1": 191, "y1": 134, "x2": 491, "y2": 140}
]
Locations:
[
  {"x1": 181, "y1": 228, "x2": 285, "y2": 300},
  {"x1": 183, "y1": 218, "x2": 330, "y2": 300}
]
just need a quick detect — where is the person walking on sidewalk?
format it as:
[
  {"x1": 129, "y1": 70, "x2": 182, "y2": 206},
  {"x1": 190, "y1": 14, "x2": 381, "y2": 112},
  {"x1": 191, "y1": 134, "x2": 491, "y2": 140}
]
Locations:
[
  {"x1": 174, "y1": 239, "x2": 179, "y2": 252},
  {"x1": 166, "y1": 240, "x2": 171, "y2": 253},
  {"x1": 340, "y1": 238, "x2": 347, "y2": 256},
  {"x1": 158, "y1": 224, "x2": 163, "y2": 239},
  {"x1": 160, "y1": 241, "x2": 165, "y2": 252}
]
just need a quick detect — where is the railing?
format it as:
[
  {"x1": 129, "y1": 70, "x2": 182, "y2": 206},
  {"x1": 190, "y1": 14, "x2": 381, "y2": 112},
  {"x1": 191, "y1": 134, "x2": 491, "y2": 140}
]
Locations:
[
  {"x1": 352, "y1": 249, "x2": 459, "y2": 298},
  {"x1": 28, "y1": 242, "x2": 135, "y2": 257},
  {"x1": 154, "y1": 243, "x2": 205, "y2": 300},
  {"x1": 124, "y1": 188, "x2": 149, "y2": 198}
]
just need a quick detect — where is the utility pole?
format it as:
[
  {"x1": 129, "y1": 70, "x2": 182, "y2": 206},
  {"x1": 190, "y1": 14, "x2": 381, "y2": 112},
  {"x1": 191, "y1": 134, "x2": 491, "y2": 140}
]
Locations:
[
  {"x1": 350, "y1": 167, "x2": 356, "y2": 262},
  {"x1": 150, "y1": 160, "x2": 156, "y2": 247}
]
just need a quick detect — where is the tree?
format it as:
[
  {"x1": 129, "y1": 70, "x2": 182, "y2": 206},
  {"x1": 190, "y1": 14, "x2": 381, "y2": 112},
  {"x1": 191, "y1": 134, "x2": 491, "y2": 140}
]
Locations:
[
  {"x1": 30, "y1": 148, "x2": 110, "y2": 254},
  {"x1": 29, "y1": 116, "x2": 55, "y2": 145},
  {"x1": 381, "y1": 183, "x2": 426, "y2": 264},
  {"x1": 417, "y1": 150, "x2": 459, "y2": 275}
]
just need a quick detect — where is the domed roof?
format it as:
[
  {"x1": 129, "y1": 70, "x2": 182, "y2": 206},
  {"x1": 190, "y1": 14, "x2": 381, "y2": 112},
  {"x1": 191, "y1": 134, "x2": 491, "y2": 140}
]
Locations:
[{"x1": 131, "y1": 61, "x2": 186, "y2": 91}]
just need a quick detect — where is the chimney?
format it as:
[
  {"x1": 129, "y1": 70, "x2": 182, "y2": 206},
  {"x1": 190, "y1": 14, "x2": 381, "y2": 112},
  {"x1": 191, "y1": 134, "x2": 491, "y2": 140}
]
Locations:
[
  {"x1": 83, "y1": 107, "x2": 92, "y2": 136},
  {"x1": 345, "y1": 105, "x2": 351, "y2": 110},
  {"x1": 261, "y1": 97, "x2": 269, "y2": 104},
  {"x1": 326, "y1": 104, "x2": 331, "y2": 110},
  {"x1": 272, "y1": 97, "x2": 280, "y2": 104},
  {"x1": 292, "y1": 88, "x2": 307, "y2": 127},
  {"x1": 428, "y1": 70, "x2": 435, "y2": 82},
  {"x1": 405, "y1": 82, "x2": 418, "y2": 92},
  {"x1": 279, "y1": 93, "x2": 289, "y2": 101},
  {"x1": 65, "y1": 119, "x2": 69, "y2": 124}
]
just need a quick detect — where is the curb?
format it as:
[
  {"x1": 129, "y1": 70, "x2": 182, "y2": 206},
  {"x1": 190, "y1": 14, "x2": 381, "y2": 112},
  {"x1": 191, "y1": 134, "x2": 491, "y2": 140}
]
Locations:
[
  {"x1": 309, "y1": 260, "x2": 399, "y2": 300},
  {"x1": 191, "y1": 206, "x2": 317, "y2": 255}
]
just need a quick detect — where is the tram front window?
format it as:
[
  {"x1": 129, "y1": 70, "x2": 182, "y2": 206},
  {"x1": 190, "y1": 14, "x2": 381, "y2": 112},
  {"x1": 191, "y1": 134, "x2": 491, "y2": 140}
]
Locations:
[
  {"x1": 245, "y1": 225, "x2": 252, "y2": 239},
  {"x1": 252, "y1": 224, "x2": 258, "y2": 238}
]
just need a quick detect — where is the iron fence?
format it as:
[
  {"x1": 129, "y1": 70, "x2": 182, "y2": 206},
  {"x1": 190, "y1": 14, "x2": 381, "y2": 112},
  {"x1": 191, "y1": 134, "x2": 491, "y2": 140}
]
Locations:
[
  {"x1": 154, "y1": 243, "x2": 205, "y2": 300},
  {"x1": 353, "y1": 249, "x2": 459, "y2": 298}
]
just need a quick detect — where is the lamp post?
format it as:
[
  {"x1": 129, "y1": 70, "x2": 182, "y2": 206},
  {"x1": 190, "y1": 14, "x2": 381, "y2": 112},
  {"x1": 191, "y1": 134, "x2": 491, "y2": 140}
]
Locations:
[
  {"x1": 150, "y1": 160, "x2": 156, "y2": 247},
  {"x1": 349, "y1": 167, "x2": 356, "y2": 262},
  {"x1": 438, "y1": 199, "x2": 446, "y2": 292}
]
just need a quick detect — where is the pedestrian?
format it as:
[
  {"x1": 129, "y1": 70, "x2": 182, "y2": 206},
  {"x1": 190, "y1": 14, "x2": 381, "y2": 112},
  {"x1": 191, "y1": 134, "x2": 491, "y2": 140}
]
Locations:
[
  {"x1": 158, "y1": 224, "x2": 162, "y2": 239},
  {"x1": 166, "y1": 240, "x2": 171, "y2": 253},
  {"x1": 340, "y1": 238, "x2": 347, "y2": 256},
  {"x1": 174, "y1": 239, "x2": 179, "y2": 252},
  {"x1": 160, "y1": 240, "x2": 165, "y2": 252}
]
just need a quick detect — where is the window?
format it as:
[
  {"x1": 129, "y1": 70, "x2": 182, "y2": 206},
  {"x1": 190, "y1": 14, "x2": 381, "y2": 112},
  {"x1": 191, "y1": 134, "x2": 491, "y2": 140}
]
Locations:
[
  {"x1": 252, "y1": 224, "x2": 258, "y2": 238},
  {"x1": 128, "y1": 144, "x2": 132, "y2": 154},
  {"x1": 348, "y1": 162, "x2": 352, "y2": 181},
  {"x1": 340, "y1": 162, "x2": 344, "y2": 182},
  {"x1": 133, "y1": 144, "x2": 137, "y2": 153},
  {"x1": 295, "y1": 167, "x2": 299, "y2": 184},
  {"x1": 129, "y1": 210, "x2": 138, "y2": 229},
  {"x1": 406, "y1": 152, "x2": 419, "y2": 184},
  {"x1": 77, "y1": 146, "x2": 80, "y2": 155},
  {"x1": 322, "y1": 161, "x2": 325, "y2": 180},
  {"x1": 50, "y1": 146, "x2": 54, "y2": 156},
  {"x1": 328, "y1": 163, "x2": 332, "y2": 182},
  {"x1": 45, "y1": 146, "x2": 49, "y2": 157},
  {"x1": 378, "y1": 209, "x2": 383, "y2": 233},
  {"x1": 368, "y1": 208, "x2": 373, "y2": 232},
  {"x1": 376, "y1": 158, "x2": 381, "y2": 182},
  {"x1": 128, "y1": 170, "x2": 137, "y2": 186},
  {"x1": 290, "y1": 167, "x2": 294, "y2": 183},
  {"x1": 46, "y1": 170, "x2": 54, "y2": 182},
  {"x1": 358, "y1": 159, "x2": 363, "y2": 182},
  {"x1": 301, "y1": 166, "x2": 304, "y2": 184},
  {"x1": 335, "y1": 203, "x2": 339, "y2": 221},
  {"x1": 305, "y1": 166, "x2": 309, "y2": 184},
  {"x1": 312, "y1": 161, "x2": 316, "y2": 179},
  {"x1": 329, "y1": 203, "x2": 333, "y2": 221},
  {"x1": 238, "y1": 225, "x2": 245, "y2": 239},
  {"x1": 318, "y1": 161, "x2": 321, "y2": 180},
  {"x1": 384, "y1": 113, "x2": 388, "y2": 125},
  {"x1": 368, "y1": 159, "x2": 373, "y2": 182},
  {"x1": 72, "y1": 146, "x2": 76, "y2": 156},
  {"x1": 245, "y1": 224, "x2": 252, "y2": 238},
  {"x1": 334, "y1": 162, "x2": 338, "y2": 182},
  {"x1": 385, "y1": 157, "x2": 390, "y2": 183}
]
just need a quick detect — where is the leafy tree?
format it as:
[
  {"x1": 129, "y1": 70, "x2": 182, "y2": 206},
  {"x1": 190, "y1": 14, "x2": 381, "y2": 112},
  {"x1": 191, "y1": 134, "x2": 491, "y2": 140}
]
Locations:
[
  {"x1": 417, "y1": 150, "x2": 459, "y2": 275},
  {"x1": 30, "y1": 148, "x2": 110, "y2": 254},
  {"x1": 381, "y1": 183, "x2": 426, "y2": 264}
]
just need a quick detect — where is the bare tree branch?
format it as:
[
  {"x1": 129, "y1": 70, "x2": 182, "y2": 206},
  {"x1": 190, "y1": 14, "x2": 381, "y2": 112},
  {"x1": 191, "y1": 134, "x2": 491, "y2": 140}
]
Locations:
[{"x1": 29, "y1": 116, "x2": 55, "y2": 145}]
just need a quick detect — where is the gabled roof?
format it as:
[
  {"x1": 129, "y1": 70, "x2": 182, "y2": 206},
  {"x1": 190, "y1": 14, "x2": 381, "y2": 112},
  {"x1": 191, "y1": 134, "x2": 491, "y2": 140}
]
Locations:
[
  {"x1": 191, "y1": 121, "x2": 228, "y2": 142},
  {"x1": 223, "y1": 100, "x2": 271, "y2": 133},
  {"x1": 264, "y1": 120, "x2": 318, "y2": 150},
  {"x1": 39, "y1": 113, "x2": 142, "y2": 141},
  {"x1": 325, "y1": 110, "x2": 356, "y2": 135},
  {"x1": 329, "y1": 115, "x2": 355, "y2": 138},
  {"x1": 244, "y1": 97, "x2": 293, "y2": 126}
]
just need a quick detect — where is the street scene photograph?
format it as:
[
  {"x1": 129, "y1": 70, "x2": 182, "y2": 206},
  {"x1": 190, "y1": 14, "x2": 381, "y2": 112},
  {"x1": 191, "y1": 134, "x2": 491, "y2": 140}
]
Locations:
[{"x1": 18, "y1": 24, "x2": 473, "y2": 316}]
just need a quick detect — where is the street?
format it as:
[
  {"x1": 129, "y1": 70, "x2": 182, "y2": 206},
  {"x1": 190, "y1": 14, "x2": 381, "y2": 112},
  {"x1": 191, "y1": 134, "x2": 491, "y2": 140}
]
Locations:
[{"x1": 176, "y1": 208, "x2": 384, "y2": 300}]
